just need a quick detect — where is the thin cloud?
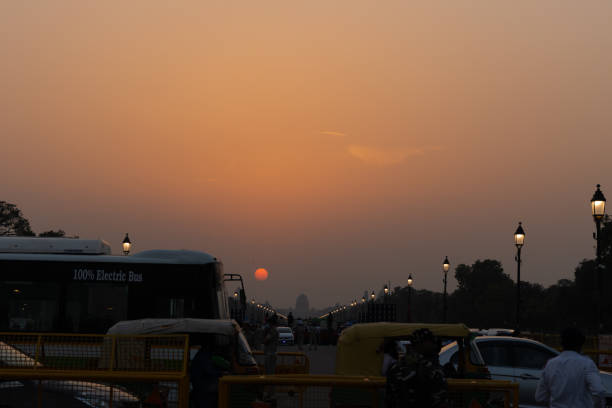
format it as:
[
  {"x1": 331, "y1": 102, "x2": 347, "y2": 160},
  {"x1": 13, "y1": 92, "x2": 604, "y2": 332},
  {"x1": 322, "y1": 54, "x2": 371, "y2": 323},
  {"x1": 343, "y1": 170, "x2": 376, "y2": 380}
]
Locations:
[
  {"x1": 347, "y1": 145, "x2": 441, "y2": 166},
  {"x1": 320, "y1": 131, "x2": 346, "y2": 137}
]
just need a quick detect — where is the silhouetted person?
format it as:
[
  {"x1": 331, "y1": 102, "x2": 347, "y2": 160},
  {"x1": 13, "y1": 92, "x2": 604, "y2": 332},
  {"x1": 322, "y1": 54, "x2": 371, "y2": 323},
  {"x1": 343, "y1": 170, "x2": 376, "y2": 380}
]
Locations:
[
  {"x1": 295, "y1": 318, "x2": 305, "y2": 350},
  {"x1": 536, "y1": 327, "x2": 606, "y2": 408},
  {"x1": 386, "y1": 328, "x2": 448, "y2": 408},
  {"x1": 263, "y1": 315, "x2": 279, "y2": 374},
  {"x1": 190, "y1": 340, "x2": 230, "y2": 408},
  {"x1": 381, "y1": 338, "x2": 399, "y2": 376}
]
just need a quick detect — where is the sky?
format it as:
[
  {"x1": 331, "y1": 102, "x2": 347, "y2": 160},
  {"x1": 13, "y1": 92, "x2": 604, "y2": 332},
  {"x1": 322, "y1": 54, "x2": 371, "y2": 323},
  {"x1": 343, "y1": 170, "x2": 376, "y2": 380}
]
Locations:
[{"x1": 2, "y1": 1, "x2": 612, "y2": 309}]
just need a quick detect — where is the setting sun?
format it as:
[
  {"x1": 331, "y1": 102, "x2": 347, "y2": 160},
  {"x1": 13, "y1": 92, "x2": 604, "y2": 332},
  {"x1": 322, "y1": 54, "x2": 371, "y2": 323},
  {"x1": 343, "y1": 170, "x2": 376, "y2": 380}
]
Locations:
[{"x1": 254, "y1": 268, "x2": 269, "y2": 281}]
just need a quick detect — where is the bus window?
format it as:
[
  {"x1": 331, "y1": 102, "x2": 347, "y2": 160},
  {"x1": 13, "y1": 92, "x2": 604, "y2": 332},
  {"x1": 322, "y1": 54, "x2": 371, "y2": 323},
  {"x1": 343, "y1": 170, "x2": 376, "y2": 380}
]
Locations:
[
  {"x1": 3, "y1": 282, "x2": 60, "y2": 332},
  {"x1": 66, "y1": 283, "x2": 128, "y2": 333}
]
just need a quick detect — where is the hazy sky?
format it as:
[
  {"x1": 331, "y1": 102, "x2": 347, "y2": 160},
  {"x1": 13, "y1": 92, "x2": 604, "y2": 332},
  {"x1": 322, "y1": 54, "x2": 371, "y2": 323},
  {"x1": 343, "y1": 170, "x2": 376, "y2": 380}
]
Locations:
[{"x1": 2, "y1": 1, "x2": 612, "y2": 309}]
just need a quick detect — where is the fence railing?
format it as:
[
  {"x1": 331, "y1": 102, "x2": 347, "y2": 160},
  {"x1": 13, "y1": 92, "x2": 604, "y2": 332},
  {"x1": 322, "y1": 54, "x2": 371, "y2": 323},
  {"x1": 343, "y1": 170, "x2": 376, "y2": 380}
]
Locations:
[
  {"x1": 218, "y1": 374, "x2": 519, "y2": 408},
  {"x1": 0, "y1": 332, "x2": 190, "y2": 408}
]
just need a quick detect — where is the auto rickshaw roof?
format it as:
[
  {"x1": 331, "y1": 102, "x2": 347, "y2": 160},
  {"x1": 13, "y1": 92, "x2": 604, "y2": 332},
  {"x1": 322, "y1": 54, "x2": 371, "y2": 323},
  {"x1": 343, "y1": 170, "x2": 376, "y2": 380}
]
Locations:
[
  {"x1": 339, "y1": 322, "x2": 471, "y2": 344},
  {"x1": 335, "y1": 322, "x2": 471, "y2": 376},
  {"x1": 106, "y1": 318, "x2": 239, "y2": 336}
]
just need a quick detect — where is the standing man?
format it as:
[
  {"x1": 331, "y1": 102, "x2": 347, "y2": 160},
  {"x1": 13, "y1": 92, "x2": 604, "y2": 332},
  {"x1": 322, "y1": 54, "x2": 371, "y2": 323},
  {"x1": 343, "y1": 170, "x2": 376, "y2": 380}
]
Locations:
[
  {"x1": 536, "y1": 327, "x2": 606, "y2": 408},
  {"x1": 295, "y1": 318, "x2": 305, "y2": 350},
  {"x1": 263, "y1": 314, "x2": 279, "y2": 375}
]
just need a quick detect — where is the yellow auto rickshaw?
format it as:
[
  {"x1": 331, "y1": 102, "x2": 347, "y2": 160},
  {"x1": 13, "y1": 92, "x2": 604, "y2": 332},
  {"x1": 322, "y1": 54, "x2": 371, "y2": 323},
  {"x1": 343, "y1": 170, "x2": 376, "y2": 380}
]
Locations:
[
  {"x1": 332, "y1": 323, "x2": 507, "y2": 408},
  {"x1": 335, "y1": 322, "x2": 489, "y2": 379}
]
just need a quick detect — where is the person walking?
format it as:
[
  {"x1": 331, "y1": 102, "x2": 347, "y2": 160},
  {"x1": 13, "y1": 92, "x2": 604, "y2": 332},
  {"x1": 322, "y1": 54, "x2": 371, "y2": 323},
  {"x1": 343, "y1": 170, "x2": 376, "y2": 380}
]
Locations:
[
  {"x1": 536, "y1": 327, "x2": 606, "y2": 408},
  {"x1": 295, "y1": 318, "x2": 305, "y2": 350},
  {"x1": 263, "y1": 315, "x2": 279, "y2": 375},
  {"x1": 309, "y1": 321, "x2": 320, "y2": 351}
]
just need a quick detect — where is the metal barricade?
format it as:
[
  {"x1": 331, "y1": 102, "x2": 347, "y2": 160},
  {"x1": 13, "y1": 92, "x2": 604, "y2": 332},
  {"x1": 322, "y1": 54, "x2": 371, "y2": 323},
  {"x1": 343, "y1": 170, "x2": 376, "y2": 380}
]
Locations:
[
  {"x1": 0, "y1": 332, "x2": 190, "y2": 408},
  {"x1": 253, "y1": 351, "x2": 310, "y2": 374},
  {"x1": 218, "y1": 375, "x2": 519, "y2": 408}
]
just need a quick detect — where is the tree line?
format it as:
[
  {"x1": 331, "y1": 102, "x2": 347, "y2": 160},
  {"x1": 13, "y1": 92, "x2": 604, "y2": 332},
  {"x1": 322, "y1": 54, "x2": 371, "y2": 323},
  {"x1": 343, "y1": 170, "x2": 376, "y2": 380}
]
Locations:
[
  {"x1": 0, "y1": 201, "x2": 66, "y2": 237},
  {"x1": 389, "y1": 219, "x2": 612, "y2": 334}
]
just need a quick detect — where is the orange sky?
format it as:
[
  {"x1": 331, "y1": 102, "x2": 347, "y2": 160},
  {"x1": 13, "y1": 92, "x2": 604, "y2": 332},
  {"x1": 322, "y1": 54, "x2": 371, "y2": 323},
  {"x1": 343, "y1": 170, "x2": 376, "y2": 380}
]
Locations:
[{"x1": 2, "y1": 1, "x2": 612, "y2": 308}]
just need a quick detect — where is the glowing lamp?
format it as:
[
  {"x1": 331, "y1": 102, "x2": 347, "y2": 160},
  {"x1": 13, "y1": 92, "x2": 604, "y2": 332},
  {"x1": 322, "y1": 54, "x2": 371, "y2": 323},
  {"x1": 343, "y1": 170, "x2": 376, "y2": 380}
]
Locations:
[
  {"x1": 592, "y1": 184, "x2": 606, "y2": 220},
  {"x1": 370, "y1": 291, "x2": 375, "y2": 300},
  {"x1": 407, "y1": 274, "x2": 413, "y2": 287},
  {"x1": 514, "y1": 222, "x2": 525, "y2": 248},
  {"x1": 122, "y1": 233, "x2": 131, "y2": 255},
  {"x1": 384, "y1": 285, "x2": 389, "y2": 295},
  {"x1": 443, "y1": 257, "x2": 450, "y2": 273}
]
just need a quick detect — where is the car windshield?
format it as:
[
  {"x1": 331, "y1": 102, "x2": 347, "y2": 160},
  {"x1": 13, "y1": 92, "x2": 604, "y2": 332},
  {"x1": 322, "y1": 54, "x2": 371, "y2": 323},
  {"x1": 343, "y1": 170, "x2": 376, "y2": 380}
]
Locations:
[
  {"x1": 441, "y1": 340, "x2": 486, "y2": 366},
  {"x1": 277, "y1": 327, "x2": 292, "y2": 333}
]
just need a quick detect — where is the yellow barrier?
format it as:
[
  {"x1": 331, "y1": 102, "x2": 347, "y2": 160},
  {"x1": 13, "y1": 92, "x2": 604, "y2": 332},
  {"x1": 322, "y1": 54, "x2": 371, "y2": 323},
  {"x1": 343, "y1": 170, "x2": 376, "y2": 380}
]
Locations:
[
  {"x1": 253, "y1": 351, "x2": 310, "y2": 374},
  {"x1": 218, "y1": 374, "x2": 519, "y2": 408},
  {"x1": 0, "y1": 332, "x2": 190, "y2": 408}
]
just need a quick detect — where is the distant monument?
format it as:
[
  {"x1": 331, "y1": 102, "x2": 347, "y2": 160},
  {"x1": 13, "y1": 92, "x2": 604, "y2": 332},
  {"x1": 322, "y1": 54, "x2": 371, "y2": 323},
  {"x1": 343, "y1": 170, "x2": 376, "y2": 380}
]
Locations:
[{"x1": 295, "y1": 294, "x2": 310, "y2": 318}]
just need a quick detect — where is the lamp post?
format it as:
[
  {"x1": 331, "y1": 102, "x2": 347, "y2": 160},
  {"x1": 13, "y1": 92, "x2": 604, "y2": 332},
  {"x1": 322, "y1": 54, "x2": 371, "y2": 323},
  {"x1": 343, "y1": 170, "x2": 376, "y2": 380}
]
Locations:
[
  {"x1": 443, "y1": 257, "x2": 450, "y2": 322},
  {"x1": 514, "y1": 222, "x2": 525, "y2": 333},
  {"x1": 591, "y1": 184, "x2": 606, "y2": 333},
  {"x1": 384, "y1": 285, "x2": 389, "y2": 304},
  {"x1": 361, "y1": 296, "x2": 366, "y2": 323},
  {"x1": 122, "y1": 233, "x2": 131, "y2": 255},
  {"x1": 370, "y1": 291, "x2": 376, "y2": 302},
  {"x1": 233, "y1": 291, "x2": 239, "y2": 320},
  {"x1": 407, "y1": 274, "x2": 413, "y2": 323}
]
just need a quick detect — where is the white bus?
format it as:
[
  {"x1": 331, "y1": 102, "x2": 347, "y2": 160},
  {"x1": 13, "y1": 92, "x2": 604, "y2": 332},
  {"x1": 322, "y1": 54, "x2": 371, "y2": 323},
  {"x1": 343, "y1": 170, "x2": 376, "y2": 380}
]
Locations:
[{"x1": 0, "y1": 237, "x2": 229, "y2": 333}]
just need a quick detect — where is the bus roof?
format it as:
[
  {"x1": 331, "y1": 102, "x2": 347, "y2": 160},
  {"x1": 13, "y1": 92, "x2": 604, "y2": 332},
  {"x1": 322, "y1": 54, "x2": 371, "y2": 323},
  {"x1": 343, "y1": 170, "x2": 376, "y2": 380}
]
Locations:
[
  {"x1": 107, "y1": 318, "x2": 239, "y2": 336},
  {"x1": 0, "y1": 237, "x2": 111, "y2": 254},
  {"x1": 0, "y1": 238, "x2": 218, "y2": 265}
]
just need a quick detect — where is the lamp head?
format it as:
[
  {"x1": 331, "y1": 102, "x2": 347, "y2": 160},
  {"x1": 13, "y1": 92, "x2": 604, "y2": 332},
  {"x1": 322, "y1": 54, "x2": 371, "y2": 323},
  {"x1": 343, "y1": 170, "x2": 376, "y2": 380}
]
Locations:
[
  {"x1": 407, "y1": 274, "x2": 413, "y2": 287},
  {"x1": 443, "y1": 256, "x2": 450, "y2": 273},
  {"x1": 514, "y1": 222, "x2": 525, "y2": 248},
  {"x1": 122, "y1": 233, "x2": 131, "y2": 255},
  {"x1": 592, "y1": 184, "x2": 606, "y2": 220}
]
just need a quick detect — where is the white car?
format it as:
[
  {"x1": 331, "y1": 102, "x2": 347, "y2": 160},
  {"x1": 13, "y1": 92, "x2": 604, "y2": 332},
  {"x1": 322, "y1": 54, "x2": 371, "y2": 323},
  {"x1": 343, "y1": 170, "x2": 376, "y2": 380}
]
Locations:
[
  {"x1": 0, "y1": 341, "x2": 141, "y2": 407},
  {"x1": 277, "y1": 326, "x2": 295, "y2": 346},
  {"x1": 439, "y1": 336, "x2": 612, "y2": 408}
]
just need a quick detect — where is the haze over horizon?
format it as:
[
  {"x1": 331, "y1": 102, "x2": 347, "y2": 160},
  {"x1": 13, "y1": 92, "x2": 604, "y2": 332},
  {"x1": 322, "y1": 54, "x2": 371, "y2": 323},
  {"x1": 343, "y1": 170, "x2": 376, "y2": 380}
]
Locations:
[{"x1": 2, "y1": 1, "x2": 612, "y2": 309}]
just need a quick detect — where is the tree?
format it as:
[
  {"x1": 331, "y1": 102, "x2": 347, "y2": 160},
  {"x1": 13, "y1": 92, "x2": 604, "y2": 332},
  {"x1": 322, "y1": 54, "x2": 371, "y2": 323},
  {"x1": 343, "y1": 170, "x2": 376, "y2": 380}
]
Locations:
[
  {"x1": 451, "y1": 259, "x2": 514, "y2": 329},
  {"x1": 0, "y1": 201, "x2": 35, "y2": 236},
  {"x1": 38, "y1": 229, "x2": 66, "y2": 237}
]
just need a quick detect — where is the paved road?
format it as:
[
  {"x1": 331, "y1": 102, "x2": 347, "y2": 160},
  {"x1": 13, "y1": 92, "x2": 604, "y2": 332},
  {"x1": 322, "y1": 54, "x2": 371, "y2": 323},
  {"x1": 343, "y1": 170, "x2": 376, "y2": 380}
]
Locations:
[{"x1": 278, "y1": 344, "x2": 337, "y2": 374}]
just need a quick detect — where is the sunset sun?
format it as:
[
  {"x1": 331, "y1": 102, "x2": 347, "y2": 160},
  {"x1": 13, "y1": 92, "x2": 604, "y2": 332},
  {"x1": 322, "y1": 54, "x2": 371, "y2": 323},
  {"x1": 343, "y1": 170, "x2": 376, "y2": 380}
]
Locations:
[{"x1": 254, "y1": 268, "x2": 269, "y2": 281}]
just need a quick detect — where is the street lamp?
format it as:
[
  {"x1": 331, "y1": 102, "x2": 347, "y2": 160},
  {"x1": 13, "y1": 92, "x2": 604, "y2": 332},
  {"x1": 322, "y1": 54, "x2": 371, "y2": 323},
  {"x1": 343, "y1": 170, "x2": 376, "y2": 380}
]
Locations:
[
  {"x1": 407, "y1": 274, "x2": 413, "y2": 322},
  {"x1": 122, "y1": 233, "x2": 131, "y2": 255},
  {"x1": 443, "y1": 257, "x2": 450, "y2": 322},
  {"x1": 384, "y1": 285, "x2": 389, "y2": 295},
  {"x1": 591, "y1": 184, "x2": 607, "y2": 332},
  {"x1": 370, "y1": 291, "x2": 376, "y2": 301},
  {"x1": 514, "y1": 222, "x2": 525, "y2": 333}
]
